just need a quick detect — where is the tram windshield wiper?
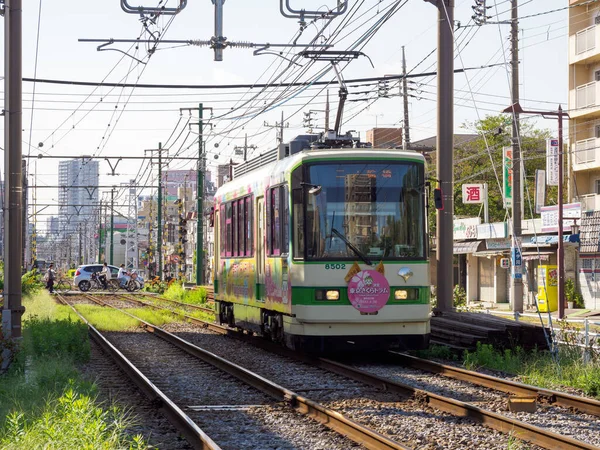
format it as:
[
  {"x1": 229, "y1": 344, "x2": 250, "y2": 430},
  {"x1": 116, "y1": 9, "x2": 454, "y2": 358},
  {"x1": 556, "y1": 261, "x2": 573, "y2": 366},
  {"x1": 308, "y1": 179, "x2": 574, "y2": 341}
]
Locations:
[{"x1": 331, "y1": 228, "x2": 373, "y2": 266}]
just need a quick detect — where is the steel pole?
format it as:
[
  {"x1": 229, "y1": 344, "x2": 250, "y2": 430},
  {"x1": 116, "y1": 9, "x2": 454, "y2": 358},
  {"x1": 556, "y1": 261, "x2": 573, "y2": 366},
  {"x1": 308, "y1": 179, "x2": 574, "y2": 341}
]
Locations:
[
  {"x1": 2, "y1": 0, "x2": 24, "y2": 350},
  {"x1": 510, "y1": 0, "x2": 524, "y2": 312},
  {"x1": 402, "y1": 46, "x2": 410, "y2": 151},
  {"x1": 158, "y1": 143, "x2": 163, "y2": 280},
  {"x1": 196, "y1": 105, "x2": 204, "y2": 286},
  {"x1": 558, "y1": 105, "x2": 565, "y2": 319},
  {"x1": 434, "y1": 0, "x2": 455, "y2": 312},
  {"x1": 110, "y1": 189, "x2": 114, "y2": 265}
]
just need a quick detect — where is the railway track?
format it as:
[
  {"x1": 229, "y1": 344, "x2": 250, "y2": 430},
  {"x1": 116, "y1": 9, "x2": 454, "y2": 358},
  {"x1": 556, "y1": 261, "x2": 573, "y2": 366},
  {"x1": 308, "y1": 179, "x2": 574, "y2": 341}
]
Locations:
[
  {"x1": 79, "y1": 292, "x2": 599, "y2": 449},
  {"x1": 59, "y1": 293, "x2": 409, "y2": 450}
]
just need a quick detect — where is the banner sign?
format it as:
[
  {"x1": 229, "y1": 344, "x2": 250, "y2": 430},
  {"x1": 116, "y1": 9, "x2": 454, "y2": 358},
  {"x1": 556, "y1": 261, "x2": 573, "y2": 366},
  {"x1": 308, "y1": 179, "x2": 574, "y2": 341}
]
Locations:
[
  {"x1": 453, "y1": 217, "x2": 481, "y2": 240},
  {"x1": 503, "y1": 147, "x2": 512, "y2": 208},
  {"x1": 462, "y1": 184, "x2": 485, "y2": 204},
  {"x1": 540, "y1": 202, "x2": 581, "y2": 233},
  {"x1": 535, "y1": 169, "x2": 546, "y2": 214},
  {"x1": 546, "y1": 139, "x2": 560, "y2": 186}
]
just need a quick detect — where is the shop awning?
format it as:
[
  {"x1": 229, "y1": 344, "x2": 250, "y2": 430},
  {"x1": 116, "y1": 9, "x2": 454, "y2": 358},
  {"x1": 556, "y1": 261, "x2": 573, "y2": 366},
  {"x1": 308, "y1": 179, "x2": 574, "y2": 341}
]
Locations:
[
  {"x1": 522, "y1": 251, "x2": 553, "y2": 261},
  {"x1": 474, "y1": 250, "x2": 507, "y2": 258},
  {"x1": 453, "y1": 240, "x2": 482, "y2": 254}
]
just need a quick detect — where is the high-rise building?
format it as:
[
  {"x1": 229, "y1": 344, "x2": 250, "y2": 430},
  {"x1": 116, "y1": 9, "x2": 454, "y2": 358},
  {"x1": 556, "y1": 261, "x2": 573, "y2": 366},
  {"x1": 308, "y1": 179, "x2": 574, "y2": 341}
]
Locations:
[
  {"x1": 162, "y1": 169, "x2": 197, "y2": 197},
  {"x1": 58, "y1": 158, "x2": 99, "y2": 237},
  {"x1": 568, "y1": 3, "x2": 600, "y2": 309}
]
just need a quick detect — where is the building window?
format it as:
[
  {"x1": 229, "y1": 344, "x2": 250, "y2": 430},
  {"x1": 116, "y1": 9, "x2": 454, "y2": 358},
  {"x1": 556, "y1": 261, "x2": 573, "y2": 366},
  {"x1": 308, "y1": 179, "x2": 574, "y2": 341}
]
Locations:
[{"x1": 595, "y1": 180, "x2": 600, "y2": 195}]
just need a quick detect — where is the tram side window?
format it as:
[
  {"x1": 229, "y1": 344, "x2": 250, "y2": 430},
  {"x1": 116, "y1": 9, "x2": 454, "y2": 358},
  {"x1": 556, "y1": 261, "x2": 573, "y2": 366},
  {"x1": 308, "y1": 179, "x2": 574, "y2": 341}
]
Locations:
[
  {"x1": 225, "y1": 203, "x2": 232, "y2": 257},
  {"x1": 267, "y1": 185, "x2": 289, "y2": 256},
  {"x1": 221, "y1": 195, "x2": 254, "y2": 258},
  {"x1": 220, "y1": 204, "x2": 225, "y2": 257},
  {"x1": 245, "y1": 196, "x2": 253, "y2": 256},
  {"x1": 233, "y1": 201, "x2": 238, "y2": 257}
]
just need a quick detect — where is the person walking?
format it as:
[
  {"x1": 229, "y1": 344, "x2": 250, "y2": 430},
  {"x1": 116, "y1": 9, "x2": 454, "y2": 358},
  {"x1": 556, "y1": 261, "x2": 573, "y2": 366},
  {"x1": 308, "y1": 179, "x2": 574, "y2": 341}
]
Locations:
[{"x1": 46, "y1": 263, "x2": 56, "y2": 294}]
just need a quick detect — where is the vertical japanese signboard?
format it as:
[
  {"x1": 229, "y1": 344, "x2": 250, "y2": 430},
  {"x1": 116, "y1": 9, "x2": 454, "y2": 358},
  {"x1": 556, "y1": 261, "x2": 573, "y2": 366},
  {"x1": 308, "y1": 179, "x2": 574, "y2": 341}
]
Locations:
[
  {"x1": 503, "y1": 147, "x2": 512, "y2": 208},
  {"x1": 535, "y1": 169, "x2": 546, "y2": 214},
  {"x1": 546, "y1": 138, "x2": 559, "y2": 186},
  {"x1": 512, "y1": 245, "x2": 523, "y2": 279}
]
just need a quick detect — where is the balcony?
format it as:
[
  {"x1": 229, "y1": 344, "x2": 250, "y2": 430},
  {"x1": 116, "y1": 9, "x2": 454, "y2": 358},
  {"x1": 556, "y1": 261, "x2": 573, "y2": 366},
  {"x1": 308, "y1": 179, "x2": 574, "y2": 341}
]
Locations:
[
  {"x1": 572, "y1": 138, "x2": 599, "y2": 171},
  {"x1": 577, "y1": 194, "x2": 600, "y2": 212},
  {"x1": 570, "y1": 25, "x2": 600, "y2": 65},
  {"x1": 569, "y1": 81, "x2": 600, "y2": 118}
]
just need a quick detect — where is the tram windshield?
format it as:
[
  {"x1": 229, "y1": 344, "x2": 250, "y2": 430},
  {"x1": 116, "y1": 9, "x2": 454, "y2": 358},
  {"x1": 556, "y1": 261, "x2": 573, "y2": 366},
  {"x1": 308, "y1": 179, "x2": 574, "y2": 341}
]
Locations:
[{"x1": 293, "y1": 161, "x2": 426, "y2": 261}]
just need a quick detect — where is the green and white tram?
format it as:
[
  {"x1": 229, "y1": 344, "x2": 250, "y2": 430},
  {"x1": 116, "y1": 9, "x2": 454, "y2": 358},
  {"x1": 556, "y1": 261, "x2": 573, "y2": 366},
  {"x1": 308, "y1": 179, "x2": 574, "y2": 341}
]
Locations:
[{"x1": 213, "y1": 142, "x2": 430, "y2": 352}]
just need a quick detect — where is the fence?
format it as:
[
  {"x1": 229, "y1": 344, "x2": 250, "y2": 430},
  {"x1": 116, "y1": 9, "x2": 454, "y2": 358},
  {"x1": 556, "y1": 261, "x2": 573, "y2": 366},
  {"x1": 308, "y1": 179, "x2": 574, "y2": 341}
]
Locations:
[{"x1": 487, "y1": 310, "x2": 600, "y2": 362}]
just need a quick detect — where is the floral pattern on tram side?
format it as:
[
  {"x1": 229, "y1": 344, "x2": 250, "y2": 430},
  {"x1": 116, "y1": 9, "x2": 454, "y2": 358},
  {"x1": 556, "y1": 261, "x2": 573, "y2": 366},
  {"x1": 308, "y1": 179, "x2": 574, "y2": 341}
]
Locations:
[
  {"x1": 265, "y1": 258, "x2": 292, "y2": 306},
  {"x1": 220, "y1": 259, "x2": 256, "y2": 301}
]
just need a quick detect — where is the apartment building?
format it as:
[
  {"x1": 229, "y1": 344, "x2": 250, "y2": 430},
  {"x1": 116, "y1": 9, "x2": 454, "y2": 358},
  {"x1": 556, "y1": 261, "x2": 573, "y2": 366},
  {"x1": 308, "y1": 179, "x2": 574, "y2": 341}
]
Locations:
[{"x1": 569, "y1": 0, "x2": 600, "y2": 308}]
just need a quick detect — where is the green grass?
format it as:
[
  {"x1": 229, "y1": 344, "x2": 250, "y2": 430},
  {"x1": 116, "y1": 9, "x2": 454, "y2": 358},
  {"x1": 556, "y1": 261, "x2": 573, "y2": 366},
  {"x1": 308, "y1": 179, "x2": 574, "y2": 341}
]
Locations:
[
  {"x1": 0, "y1": 293, "x2": 148, "y2": 449},
  {"x1": 462, "y1": 343, "x2": 600, "y2": 399},
  {"x1": 73, "y1": 304, "x2": 181, "y2": 331},
  {"x1": 415, "y1": 344, "x2": 458, "y2": 361},
  {"x1": 163, "y1": 282, "x2": 208, "y2": 305}
]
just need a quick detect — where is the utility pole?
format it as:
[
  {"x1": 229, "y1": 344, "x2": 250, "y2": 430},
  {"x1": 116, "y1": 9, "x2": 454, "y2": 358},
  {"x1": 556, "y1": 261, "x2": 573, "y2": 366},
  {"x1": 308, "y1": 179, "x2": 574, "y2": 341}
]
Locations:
[
  {"x1": 181, "y1": 104, "x2": 214, "y2": 286},
  {"x1": 264, "y1": 112, "x2": 289, "y2": 145},
  {"x1": 158, "y1": 145, "x2": 163, "y2": 279},
  {"x1": 509, "y1": 0, "x2": 524, "y2": 312},
  {"x1": 426, "y1": 0, "x2": 455, "y2": 312},
  {"x1": 78, "y1": 223, "x2": 82, "y2": 266},
  {"x1": 234, "y1": 134, "x2": 258, "y2": 162},
  {"x1": 110, "y1": 188, "x2": 115, "y2": 265},
  {"x1": 325, "y1": 90, "x2": 330, "y2": 131},
  {"x1": 402, "y1": 46, "x2": 410, "y2": 151},
  {"x1": 145, "y1": 143, "x2": 167, "y2": 279},
  {"x1": 2, "y1": 0, "x2": 24, "y2": 361},
  {"x1": 97, "y1": 200, "x2": 102, "y2": 263}
]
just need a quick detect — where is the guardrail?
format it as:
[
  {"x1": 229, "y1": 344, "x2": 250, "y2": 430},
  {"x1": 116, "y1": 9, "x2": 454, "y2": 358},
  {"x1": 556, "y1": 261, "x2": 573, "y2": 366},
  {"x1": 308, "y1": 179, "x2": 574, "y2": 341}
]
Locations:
[{"x1": 486, "y1": 310, "x2": 600, "y2": 361}]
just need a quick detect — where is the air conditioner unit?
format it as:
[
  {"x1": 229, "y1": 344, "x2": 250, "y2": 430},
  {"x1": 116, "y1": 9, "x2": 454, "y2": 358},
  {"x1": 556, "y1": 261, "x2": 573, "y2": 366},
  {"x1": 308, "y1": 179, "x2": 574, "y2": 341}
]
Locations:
[{"x1": 595, "y1": 15, "x2": 600, "y2": 24}]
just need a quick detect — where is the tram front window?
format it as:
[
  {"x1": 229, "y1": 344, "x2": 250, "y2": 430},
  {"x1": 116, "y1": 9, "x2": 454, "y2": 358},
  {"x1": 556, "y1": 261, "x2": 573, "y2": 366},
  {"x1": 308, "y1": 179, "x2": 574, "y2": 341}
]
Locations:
[{"x1": 299, "y1": 162, "x2": 425, "y2": 261}]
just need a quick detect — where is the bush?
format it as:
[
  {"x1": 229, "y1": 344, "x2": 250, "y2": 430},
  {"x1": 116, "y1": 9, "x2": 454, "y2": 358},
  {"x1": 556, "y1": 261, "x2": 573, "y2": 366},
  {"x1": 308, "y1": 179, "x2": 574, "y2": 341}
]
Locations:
[
  {"x1": 21, "y1": 270, "x2": 44, "y2": 296},
  {"x1": 565, "y1": 279, "x2": 585, "y2": 309},
  {"x1": 453, "y1": 285, "x2": 467, "y2": 308}
]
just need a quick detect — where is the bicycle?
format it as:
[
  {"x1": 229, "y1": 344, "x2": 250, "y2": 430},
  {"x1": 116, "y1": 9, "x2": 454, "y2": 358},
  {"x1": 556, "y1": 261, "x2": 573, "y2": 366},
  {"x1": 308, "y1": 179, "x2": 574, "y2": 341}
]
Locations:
[
  {"x1": 124, "y1": 272, "x2": 144, "y2": 292},
  {"x1": 54, "y1": 279, "x2": 72, "y2": 294},
  {"x1": 80, "y1": 272, "x2": 118, "y2": 292}
]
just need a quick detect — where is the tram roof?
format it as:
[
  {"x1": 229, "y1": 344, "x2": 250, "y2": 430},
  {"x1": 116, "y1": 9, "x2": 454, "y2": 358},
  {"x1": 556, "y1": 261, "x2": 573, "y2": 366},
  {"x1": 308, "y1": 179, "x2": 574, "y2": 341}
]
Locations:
[{"x1": 215, "y1": 148, "x2": 425, "y2": 200}]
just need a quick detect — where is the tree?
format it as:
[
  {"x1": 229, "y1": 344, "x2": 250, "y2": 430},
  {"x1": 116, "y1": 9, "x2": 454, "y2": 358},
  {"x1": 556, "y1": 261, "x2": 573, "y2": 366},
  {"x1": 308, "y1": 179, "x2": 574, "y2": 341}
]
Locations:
[{"x1": 427, "y1": 114, "x2": 560, "y2": 233}]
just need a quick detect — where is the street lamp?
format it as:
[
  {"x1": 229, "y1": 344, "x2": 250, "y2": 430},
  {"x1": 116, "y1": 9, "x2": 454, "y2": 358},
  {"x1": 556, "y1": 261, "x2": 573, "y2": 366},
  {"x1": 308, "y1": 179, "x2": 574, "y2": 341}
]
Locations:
[{"x1": 502, "y1": 102, "x2": 569, "y2": 319}]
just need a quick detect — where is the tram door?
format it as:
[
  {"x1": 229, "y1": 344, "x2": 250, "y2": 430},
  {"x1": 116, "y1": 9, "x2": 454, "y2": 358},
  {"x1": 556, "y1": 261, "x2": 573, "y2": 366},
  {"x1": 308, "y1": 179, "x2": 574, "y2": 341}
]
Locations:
[{"x1": 256, "y1": 196, "x2": 265, "y2": 299}]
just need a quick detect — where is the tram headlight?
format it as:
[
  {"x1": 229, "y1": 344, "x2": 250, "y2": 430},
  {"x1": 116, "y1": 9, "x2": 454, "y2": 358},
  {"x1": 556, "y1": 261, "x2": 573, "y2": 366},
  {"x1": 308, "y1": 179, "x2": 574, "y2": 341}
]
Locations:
[
  {"x1": 395, "y1": 290, "x2": 408, "y2": 300},
  {"x1": 326, "y1": 290, "x2": 340, "y2": 300},
  {"x1": 315, "y1": 289, "x2": 340, "y2": 301},
  {"x1": 394, "y1": 289, "x2": 418, "y2": 300}
]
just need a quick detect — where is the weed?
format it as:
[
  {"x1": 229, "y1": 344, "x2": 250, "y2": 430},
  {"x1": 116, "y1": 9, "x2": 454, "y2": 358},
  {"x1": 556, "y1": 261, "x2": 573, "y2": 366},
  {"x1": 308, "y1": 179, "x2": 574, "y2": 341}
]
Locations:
[
  {"x1": 73, "y1": 304, "x2": 180, "y2": 331},
  {"x1": 0, "y1": 389, "x2": 147, "y2": 449},
  {"x1": 462, "y1": 342, "x2": 600, "y2": 399},
  {"x1": 415, "y1": 344, "x2": 457, "y2": 361}
]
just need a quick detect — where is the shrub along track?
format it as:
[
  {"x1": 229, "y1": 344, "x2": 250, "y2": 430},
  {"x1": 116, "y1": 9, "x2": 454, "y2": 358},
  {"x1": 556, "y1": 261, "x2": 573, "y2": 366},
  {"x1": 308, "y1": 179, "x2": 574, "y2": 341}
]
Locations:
[
  {"x1": 81, "y1": 292, "x2": 599, "y2": 450},
  {"x1": 59, "y1": 293, "x2": 408, "y2": 450}
]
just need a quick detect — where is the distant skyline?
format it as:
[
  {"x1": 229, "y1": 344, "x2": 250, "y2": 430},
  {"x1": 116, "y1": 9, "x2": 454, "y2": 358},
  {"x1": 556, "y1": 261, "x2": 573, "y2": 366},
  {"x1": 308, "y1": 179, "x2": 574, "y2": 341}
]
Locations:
[{"x1": 1, "y1": 0, "x2": 568, "y2": 230}]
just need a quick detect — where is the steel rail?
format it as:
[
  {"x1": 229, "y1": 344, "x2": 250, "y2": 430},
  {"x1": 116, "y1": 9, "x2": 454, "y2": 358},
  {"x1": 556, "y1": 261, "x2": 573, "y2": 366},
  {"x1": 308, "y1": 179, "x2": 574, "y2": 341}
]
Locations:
[
  {"x1": 83, "y1": 293, "x2": 599, "y2": 450},
  {"x1": 54, "y1": 294, "x2": 221, "y2": 450},
  {"x1": 387, "y1": 351, "x2": 600, "y2": 418},
  {"x1": 132, "y1": 291, "x2": 215, "y2": 315},
  {"x1": 80, "y1": 293, "x2": 410, "y2": 450}
]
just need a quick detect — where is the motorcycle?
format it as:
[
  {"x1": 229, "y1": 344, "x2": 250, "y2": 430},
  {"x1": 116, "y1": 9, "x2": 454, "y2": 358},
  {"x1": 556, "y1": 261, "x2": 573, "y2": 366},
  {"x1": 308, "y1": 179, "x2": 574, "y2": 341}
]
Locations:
[{"x1": 125, "y1": 271, "x2": 145, "y2": 292}]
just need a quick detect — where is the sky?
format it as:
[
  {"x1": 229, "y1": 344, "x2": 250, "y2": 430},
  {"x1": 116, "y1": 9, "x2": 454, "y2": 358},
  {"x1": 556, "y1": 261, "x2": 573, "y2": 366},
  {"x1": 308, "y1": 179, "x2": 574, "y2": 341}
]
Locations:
[{"x1": 0, "y1": 0, "x2": 569, "y2": 231}]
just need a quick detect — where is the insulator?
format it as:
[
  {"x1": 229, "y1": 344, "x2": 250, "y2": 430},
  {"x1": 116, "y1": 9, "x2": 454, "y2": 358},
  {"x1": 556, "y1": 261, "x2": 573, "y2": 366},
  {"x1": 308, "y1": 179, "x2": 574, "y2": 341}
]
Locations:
[
  {"x1": 227, "y1": 40, "x2": 256, "y2": 49},
  {"x1": 189, "y1": 39, "x2": 212, "y2": 47}
]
